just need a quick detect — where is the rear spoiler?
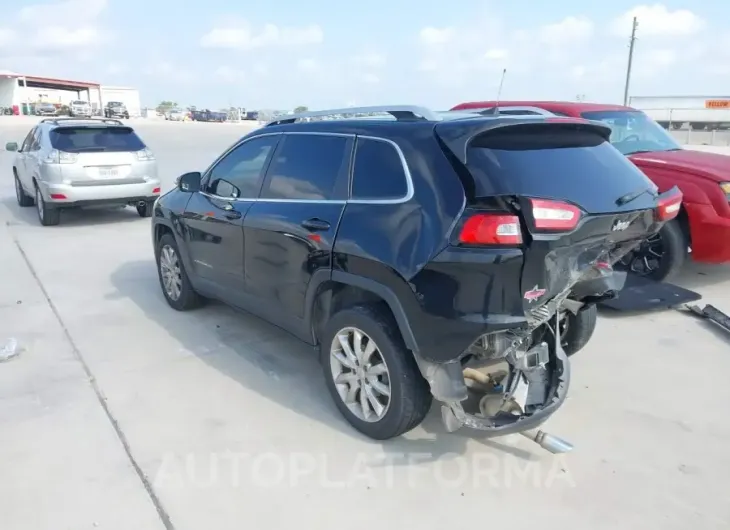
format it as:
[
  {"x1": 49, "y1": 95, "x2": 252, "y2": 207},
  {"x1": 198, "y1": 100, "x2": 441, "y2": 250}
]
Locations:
[{"x1": 434, "y1": 117, "x2": 612, "y2": 164}]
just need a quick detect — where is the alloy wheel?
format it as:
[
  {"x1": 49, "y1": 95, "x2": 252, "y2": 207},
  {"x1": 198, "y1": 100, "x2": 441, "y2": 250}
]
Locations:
[
  {"x1": 329, "y1": 327, "x2": 391, "y2": 422},
  {"x1": 159, "y1": 245, "x2": 183, "y2": 301},
  {"x1": 618, "y1": 233, "x2": 664, "y2": 276}
]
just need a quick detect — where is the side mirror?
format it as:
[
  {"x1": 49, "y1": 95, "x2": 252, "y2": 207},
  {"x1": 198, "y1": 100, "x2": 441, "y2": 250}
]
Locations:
[
  {"x1": 5, "y1": 142, "x2": 18, "y2": 152},
  {"x1": 178, "y1": 171, "x2": 202, "y2": 192}
]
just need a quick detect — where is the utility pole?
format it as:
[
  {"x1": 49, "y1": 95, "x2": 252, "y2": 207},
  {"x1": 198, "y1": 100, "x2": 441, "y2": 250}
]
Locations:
[{"x1": 623, "y1": 16, "x2": 638, "y2": 106}]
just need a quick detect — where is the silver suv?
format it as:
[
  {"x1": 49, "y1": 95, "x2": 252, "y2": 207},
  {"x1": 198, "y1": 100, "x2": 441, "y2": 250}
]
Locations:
[
  {"x1": 7, "y1": 118, "x2": 160, "y2": 226},
  {"x1": 69, "y1": 100, "x2": 92, "y2": 117}
]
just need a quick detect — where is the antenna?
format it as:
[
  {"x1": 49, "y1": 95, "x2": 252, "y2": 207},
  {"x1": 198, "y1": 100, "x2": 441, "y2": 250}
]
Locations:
[{"x1": 492, "y1": 68, "x2": 507, "y2": 116}]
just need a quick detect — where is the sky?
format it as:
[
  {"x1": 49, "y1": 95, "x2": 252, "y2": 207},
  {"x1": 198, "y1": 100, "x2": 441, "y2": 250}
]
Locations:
[{"x1": 0, "y1": 0, "x2": 728, "y2": 110}]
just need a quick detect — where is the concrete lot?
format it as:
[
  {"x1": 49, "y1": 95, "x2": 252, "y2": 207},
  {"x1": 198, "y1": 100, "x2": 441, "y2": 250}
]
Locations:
[{"x1": 1, "y1": 118, "x2": 730, "y2": 530}]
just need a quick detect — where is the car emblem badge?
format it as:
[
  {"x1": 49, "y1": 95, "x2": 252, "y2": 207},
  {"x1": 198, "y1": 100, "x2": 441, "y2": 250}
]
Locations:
[
  {"x1": 612, "y1": 219, "x2": 631, "y2": 231},
  {"x1": 524, "y1": 285, "x2": 547, "y2": 303}
]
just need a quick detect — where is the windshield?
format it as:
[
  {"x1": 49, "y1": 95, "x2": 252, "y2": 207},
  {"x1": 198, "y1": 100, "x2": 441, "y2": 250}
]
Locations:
[
  {"x1": 580, "y1": 110, "x2": 681, "y2": 155},
  {"x1": 71, "y1": 100, "x2": 88, "y2": 106}
]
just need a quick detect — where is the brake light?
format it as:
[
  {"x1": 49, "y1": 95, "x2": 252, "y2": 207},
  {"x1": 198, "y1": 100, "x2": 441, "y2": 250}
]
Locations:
[
  {"x1": 656, "y1": 190, "x2": 683, "y2": 221},
  {"x1": 153, "y1": 187, "x2": 161, "y2": 193},
  {"x1": 530, "y1": 199, "x2": 581, "y2": 231},
  {"x1": 43, "y1": 149, "x2": 77, "y2": 164},
  {"x1": 459, "y1": 214, "x2": 522, "y2": 245},
  {"x1": 136, "y1": 148, "x2": 155, "y2": 161}
]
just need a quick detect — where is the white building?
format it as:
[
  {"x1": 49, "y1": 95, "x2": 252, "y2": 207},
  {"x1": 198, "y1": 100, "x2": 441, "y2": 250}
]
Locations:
[{"x1": 0, "y1": 70, "x2": 141, "y2": 117}]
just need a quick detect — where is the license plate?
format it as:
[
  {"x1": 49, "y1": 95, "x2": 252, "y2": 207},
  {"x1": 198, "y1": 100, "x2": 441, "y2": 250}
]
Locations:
[{"x1": 97, "y1": 167, "x2": 119, "y2": 178}]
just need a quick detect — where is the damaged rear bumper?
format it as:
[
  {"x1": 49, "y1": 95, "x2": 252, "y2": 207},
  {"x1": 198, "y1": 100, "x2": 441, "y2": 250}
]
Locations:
[{"x1": 440, "y1": 342, "x2": 570, "y2": 437}]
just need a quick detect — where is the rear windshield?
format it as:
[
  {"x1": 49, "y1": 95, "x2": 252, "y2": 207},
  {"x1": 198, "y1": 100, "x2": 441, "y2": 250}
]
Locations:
[
  {"x1": 466, "y1": 126, "x2": 657, "y2": 214},
  {"x1": 50, "y1": 126, "x2": 146, "y2": 153}
]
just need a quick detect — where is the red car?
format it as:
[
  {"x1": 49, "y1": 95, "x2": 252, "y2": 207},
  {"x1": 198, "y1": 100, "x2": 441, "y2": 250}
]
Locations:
[{"x1": 451, "y1": 100, "x2": 730, "y2": 281}]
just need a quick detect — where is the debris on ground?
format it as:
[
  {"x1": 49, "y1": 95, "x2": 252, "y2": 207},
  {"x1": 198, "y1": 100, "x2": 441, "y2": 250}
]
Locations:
[
  {"x1": 0, "y1": 337, "x2": 21, "y2": 362},
  {"x1": 683, "y1": 304, "x2": 730, "y2": 334}
]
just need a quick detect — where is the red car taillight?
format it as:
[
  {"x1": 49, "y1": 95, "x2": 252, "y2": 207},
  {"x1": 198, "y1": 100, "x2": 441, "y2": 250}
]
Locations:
[
  {"x1": 656, "y1": 189, "x2": 683, "y2": 221},
  {"x1": 529, "y1": 199, "x2": 581, "y2": 231},
  {"x1": 459, "y1": 214, "x2": 523, "y2": 245}
]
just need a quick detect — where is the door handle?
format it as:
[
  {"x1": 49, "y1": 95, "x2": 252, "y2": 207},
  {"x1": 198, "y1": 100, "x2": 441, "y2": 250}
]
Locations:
[
  {"x1": 222, "y1": 203, "x2": 241, "y2": 220},
  {"x1": 301, "y1": 218, "x2": 330, "y2": 231}
]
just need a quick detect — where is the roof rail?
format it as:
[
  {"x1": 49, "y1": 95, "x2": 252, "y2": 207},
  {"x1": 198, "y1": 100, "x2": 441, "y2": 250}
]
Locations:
[
  {"x1": 265, "y1": 105, "x2": 441, "y2": 126},
  {"x1": 40, "y1": 117, "x2": 125, "y2": 126}
]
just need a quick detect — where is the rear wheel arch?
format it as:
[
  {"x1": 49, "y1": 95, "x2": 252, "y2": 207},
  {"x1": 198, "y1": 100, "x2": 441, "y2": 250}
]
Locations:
[{"x1": 305, "y1": 271, "x2": 419, "y2": 354}]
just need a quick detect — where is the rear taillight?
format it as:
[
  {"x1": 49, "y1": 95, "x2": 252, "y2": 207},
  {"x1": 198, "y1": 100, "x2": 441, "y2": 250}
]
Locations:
[
  {"x1": 459, "y1": 214, "x2": 522, "y2": 245},
  {"x1": 136, "y1": 148, "x2": 155, "y2": 161},
  {"x1": 529, "y1": 199, "x2": 581, "y2": 231},
  {"x1": 43, "y1": 149, "x2": 77, "y2": 164},
  {"x1": 656, "y1": 189, "x2": 683, "y2": 221}
]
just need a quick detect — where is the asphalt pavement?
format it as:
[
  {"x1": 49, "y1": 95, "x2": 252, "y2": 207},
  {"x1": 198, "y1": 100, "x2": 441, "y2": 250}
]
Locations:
[{"x1": 1, "y1": 118, "x2": 729, "y2": 530}]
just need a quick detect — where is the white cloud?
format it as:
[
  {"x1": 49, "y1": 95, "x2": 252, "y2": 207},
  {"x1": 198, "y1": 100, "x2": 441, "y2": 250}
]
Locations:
[
  {"x1": 419, "y1": 27, "x2": 455, "y2": 46},
  {"x1": 357, "y1": 72, "x2": 380, "y2": 84},
  {"x1": 200, "y1": 22, "x2": 324, "y2": 50},
  {"x1": 19, "y1": 0, "x2": 107, "y2": 25},
  {"x1": 0, "y1": 0, "x2": 109, "y2": 61},
  {"x1": 484, "y1": 48, "x2": 509, "y2": 60},
  {"x1": 539, "y1": 16, "x2": 594, "y2": 45},
  {"x1": 296, "y1": 58, "x2": 320, "y2": 72},
  {"x1": 611, "y1": 5, "x2": 705, "y2": 37},
  {"x1": 352, "y1": 52, "x2": 386, "y2": 68}
]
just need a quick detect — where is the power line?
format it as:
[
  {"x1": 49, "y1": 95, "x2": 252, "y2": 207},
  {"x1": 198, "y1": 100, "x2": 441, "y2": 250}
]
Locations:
[{"x1": 623, "y1": 16, "x2": 638, "y2": 106}]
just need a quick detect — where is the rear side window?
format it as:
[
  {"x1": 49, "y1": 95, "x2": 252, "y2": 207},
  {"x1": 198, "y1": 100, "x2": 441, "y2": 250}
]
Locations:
[
  {"x1": 50, "y1": 127, "x2": 146, "y2": 153},
  {"x1": 351, "y1": 138, "x2": 408, "y2": 200},
  {"x1": 466, "y1": 125, "x2": 656, "y2": 214},
  {"x1": 261, "y1": 134, "x2": 351, "y2": 200}
]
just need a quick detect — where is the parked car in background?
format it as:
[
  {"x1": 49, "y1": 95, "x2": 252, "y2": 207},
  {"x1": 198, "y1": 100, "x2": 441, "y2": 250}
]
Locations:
[
  {"x1": 104, "y1": 101, "x2": 130, "y2": 119},
  {"x1": 150, "y1": 105, "x2": 680, "y2": 449},
  {"x1": 190, "y1": 109, "x2": 227, "y2": 122},
  {"x1": 69, "y1": 100, "x2": 92, "y2": 117},
  {"x1": 34, "y1": 102, "x2": 57, "y2": 116},
  {"x1": 167, "y1": 108, "x2": 187, "y2": 121},
  {"x1": 6, "y1": 117, "x2": 160, "y2": 226},
  {"x1": 451, "y1": 100, "x2": 727, "y2": 282}
]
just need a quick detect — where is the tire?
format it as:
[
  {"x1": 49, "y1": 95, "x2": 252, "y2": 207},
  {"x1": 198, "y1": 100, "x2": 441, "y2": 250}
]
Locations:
[
  {"x1": 34, "y1": 184, "x2": 60, "y2": 226},
  {"x1": 560, "y1": 305, "x2": 597, "y2": 357},
  {"x1": 136, "y1": 200, "x2": 154, "y2": 218},
  {"x1": 156, "y1": 233, "x2": 203, "y2": 311},
  {"x1": 648, "y1": 220, "x2": 687, "y2": 282},
  {"x1": 14, "y1": 172, "x2": 34, "y2": 207},
  {"x1": 320, "y1": 305, "x2": 432, "y2": 440},
  {"x1": 618, "y1": 219, "x2": 687, "y2": 282}
]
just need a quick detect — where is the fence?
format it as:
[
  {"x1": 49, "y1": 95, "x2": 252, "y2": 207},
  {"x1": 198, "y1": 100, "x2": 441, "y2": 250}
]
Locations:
[{"x1": 638, "y1": 107, "x2": 730, "y2": 146}]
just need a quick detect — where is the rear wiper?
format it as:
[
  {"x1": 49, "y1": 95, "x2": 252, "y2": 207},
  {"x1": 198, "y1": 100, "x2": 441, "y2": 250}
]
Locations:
[
  {"x1": 72, "y1": 147, "x2": 106, "y2": 152},
  {"x1": 616, "y1": 187, "x2": 656, "y2": 206}
]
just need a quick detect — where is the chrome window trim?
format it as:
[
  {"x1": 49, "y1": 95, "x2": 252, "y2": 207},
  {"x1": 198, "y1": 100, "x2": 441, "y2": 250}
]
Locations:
[
  {"x1": 348, "y1": 135, "x2": 413, "y2": 205},
  {"x1": 198, "y1": 131, "x2": 414, "y2": 206}
]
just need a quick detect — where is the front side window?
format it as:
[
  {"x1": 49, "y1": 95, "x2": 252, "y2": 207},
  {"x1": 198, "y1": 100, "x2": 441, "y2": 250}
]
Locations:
[
  {"x1": 351, "y1": 137, "x2": 408, "y2": 200},
  {"x1": 205, "y1": 135, "x2": 280, "y2": 198},
  {"x1": 261, "y1": 134, "x2": 351, "y2": 200},
  {"x1": 20, "y1": 127, "x2": 36, "y2": 151}
]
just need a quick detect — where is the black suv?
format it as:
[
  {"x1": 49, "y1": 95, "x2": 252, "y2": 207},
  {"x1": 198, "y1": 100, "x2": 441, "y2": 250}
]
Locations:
[
  {"x1": 104, "y1": 101, "x2": 129, "y2": 119},
  {"x1": 150, "y1": 106, "x2": 682, "y2": 451}
]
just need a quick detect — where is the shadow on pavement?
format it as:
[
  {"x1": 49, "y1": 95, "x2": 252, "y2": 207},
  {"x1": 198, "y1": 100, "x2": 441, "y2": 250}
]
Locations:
[
  {"x1": 2, "y1": 197, "x2": 147, "y2": 228},
  {"x1": 110, "y1": 261, "x2": 534, "y2": 463}
]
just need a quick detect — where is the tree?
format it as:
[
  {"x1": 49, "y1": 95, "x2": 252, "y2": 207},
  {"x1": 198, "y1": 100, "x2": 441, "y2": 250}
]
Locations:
[
  {"x1": 156, "y1": 100, "x2": 178, "y2": 113},
  {"x1": 294, "y1": 106, "x2": 308, "y2": 113}
]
